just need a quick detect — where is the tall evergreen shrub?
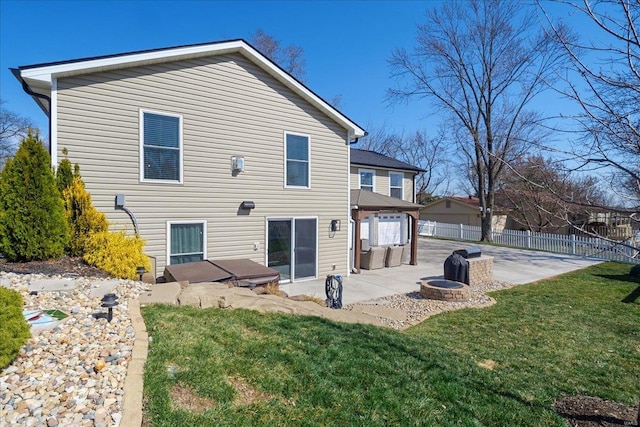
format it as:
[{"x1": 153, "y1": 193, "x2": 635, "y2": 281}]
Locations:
[
  {"x1": 56, "y1": 158, "x2": 74, "y2": 193},
  {"x1": 63, "y1": 175, "x2": 108, "y2": 256},
  {"x1": 0, "y1": 130, "x2": 68, "y2": 261}
]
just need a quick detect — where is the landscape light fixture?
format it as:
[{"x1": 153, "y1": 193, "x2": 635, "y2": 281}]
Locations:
[
  {"x1": 137, "y1": 266, "x2": 145, "y2": 282},
  {"x1": 101, "y1": 293, "x2": 119, "y2": 322}
]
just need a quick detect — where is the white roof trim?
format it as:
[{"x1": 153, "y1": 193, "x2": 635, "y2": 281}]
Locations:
[{"x1": 19, "y1": 40, "x2": 365, "y2": 137}]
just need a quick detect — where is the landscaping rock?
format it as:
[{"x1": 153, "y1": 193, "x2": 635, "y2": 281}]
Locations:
[
  {"x1": 0, "y1": 271, "x2": 149, "y2": 427},
  {"x1": 138, "y1": 281, "x2": 182, "y2": 305},
  {"x1": 27, "y1": 279, "x2": 76, "y2": 293}
]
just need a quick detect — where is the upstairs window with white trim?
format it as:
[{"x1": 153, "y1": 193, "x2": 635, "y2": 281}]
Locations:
[
  {"x1": 359, "y1": 169, "x2": 375, "y2": 192},
  {"x1": 390, "y1": 172, "x2": 404, "y2": 199},
  {"x1": 285, "y1": 132, "x2": 310, "y2": 188},
  {"x1": 141, "y1": 110, "x2": 183, "y2": 183},
  {"x1": 168, "y1": 221, "x2": 206, "y2": 265}
]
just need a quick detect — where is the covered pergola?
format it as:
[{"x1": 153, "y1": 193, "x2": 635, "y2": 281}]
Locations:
[{"x1": 351, "y1": 189, "x2": 423, "y2": 273}]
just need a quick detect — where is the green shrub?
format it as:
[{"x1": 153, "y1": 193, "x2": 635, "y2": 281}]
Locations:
[
  {"x1": 63, "y1": 176, "x2": 109, "y2": 256},
  {"x1": 0, "y1": 287, "x2": 30, "y2": 369},
  {"x1": 0, "y1": 130, "x2": 68, "y2": 261},
  {"x1": 56, "y1": 157, "x2": 74, "y2": 193},
  {"x1": 83, "y1": 230, "x2": 151, "y2": 279}
]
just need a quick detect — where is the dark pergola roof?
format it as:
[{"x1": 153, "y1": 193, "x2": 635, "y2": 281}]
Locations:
[
  {"x1": 351, "y1": 189, "x2": 423, "y2": 211},
  {"x1": 350, "y1": 148, "x2": 424, "y2": 173},
  {"x1": 350, "y1": 189, "x2": 422, "y2": 273}
]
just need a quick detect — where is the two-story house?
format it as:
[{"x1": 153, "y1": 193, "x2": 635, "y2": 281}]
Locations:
[
  {"x1": 13, "y1": 40, "x2": 366, "y2": 281},
  {"x1": 349, "y1": 148, "x2": 424, "y2": 272}
]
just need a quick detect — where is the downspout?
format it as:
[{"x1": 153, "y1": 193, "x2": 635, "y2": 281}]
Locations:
[
  {"x1": 11, "y1": 69, "x2": 52, "y2": 158},
  {"x1": 347, "y1": 130, "x2": 352, "y2": 276},
  {"x1": 413, "y1": 173, "x2": 417, "y2": 203}
]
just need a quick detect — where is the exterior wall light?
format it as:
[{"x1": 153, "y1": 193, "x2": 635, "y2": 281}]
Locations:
[{"x1": 231, "y1": 156, "x2": 245, "y2": 173}]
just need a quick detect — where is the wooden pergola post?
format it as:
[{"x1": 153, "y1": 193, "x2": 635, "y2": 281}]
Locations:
[{"x1": 409, "y1": 212, "x2": 419, "y2": 266}]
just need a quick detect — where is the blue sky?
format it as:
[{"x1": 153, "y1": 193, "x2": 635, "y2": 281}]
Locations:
[
  {"x1": 0, "y1": 0, "x2": 439, "y2": 137},
  {"x1": 1, "y1": 1, "x2": 587, "y2": 149}
]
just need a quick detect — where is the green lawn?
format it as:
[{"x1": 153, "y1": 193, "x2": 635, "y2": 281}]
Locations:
[{"x1": 141, "y1": 262, "x2": 640, "y2": 426}]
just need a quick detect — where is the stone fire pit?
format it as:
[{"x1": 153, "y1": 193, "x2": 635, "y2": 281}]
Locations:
[{"x1": 420, "y1": 279, "x2": 469, "y2": 302}]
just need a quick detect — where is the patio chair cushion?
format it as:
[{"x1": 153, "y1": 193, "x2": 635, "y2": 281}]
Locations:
[
  {"x1": 385, "y1": 245, "x2": 404, "y2": 268},
  {"x1": 360, "y1": 246, "x2": 387, "y2": 270}
]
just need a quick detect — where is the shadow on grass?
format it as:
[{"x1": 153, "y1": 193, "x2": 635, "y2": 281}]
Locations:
[
  {"x1": 622, "y1": 285, "x2": 640, "y2": 303},
  {"x1": 594, "y1": 274, "x2": 640, "y2": 303}
]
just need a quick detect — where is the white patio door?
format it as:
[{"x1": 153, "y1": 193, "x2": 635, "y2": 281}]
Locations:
[{"x1": 267, "y1": 218, "x2": 317, "y2": 282}]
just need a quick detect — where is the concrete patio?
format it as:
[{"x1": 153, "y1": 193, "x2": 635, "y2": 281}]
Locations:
[{"x1": 279, "y1": 237, "x2": 603, "y2": 305}]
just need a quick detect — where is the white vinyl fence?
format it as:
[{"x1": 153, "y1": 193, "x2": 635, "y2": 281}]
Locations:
[{"x1": 418, "y1": 221, "x2": 640, "y2": 264}]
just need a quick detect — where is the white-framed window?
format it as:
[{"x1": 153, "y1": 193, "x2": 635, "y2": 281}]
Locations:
[
  {"x1": 167, "y1": 220, "x2": 206, "y2": 265},
  {"x1": 390, "y1": 172, "x2": 404, "y2": 199},
  {"x1": 140, "y1": 109, "x2": 183, "y2": 183},
  {"x1": 359, "y1": 168, "x2": 375, "y2": 192},
  {"x1": 284, "y1": 132, "x2": 310, "y2": 188}
]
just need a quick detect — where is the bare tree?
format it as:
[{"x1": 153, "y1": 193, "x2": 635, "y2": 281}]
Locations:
[
  {"x1": 543, "y1": 1, "x2": 640, "y2": 222},
  {"x1": 358, "y1": 124, "x2": 452, "y2": 202},
  {"x1": 496, "y1": 155, "x2": 610, "y2": 233},
  {"x1": 250, "y1": 29, "x2": 307, "y2": 82},
  {"x1": 388, "y1": 0, "x2": 568, "y2": 241},
  {"x1": 0, "y1": 99, "x2": 34, "y2": 167}
]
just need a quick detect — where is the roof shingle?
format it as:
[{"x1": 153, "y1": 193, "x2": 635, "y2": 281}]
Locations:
[{"x1": 350, "y1": 148, "x2": 423, "y2": 172}]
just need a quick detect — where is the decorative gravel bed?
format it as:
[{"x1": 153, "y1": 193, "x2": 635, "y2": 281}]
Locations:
[
  {"x1": 344, "y1": 280, "x2": 517, "y2": 330},
  {"x1": 0, "y1": 271, "x2": 150, "y2": 427}
]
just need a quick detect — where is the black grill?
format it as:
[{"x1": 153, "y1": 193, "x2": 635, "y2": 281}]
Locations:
[{"x1": 453, "y1": 247, "x2": 482, "y2": 259}]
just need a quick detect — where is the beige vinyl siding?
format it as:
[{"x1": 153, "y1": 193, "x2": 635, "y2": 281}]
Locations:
[
  {"x1": 350, "y1": 166, "x2": 415, "y2": 202},
  {"x1": 56, "y1": 53, "x2": 350, "y2": 278},
  {"x1": 402, "y1": 174, "x2": 414, "y2": 202}
]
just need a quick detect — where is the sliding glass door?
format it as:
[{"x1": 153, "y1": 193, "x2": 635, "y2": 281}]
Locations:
[{"x1": 267, "y1": 218, "x2": 317, "y2": 282}]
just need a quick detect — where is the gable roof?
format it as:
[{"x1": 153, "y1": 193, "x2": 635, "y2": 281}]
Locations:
[
  {"x1": 12, "y1": 39, "x2": 365, "y2": 138},
  {"x1": 350, "y1": 189, "x2": 422, "y2": 211},
  {"x1": 350, "y1": 148, "x2": 424, "y2": 173}
]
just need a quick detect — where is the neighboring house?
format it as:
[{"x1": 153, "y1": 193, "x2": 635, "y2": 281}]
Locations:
[
  {"x1": 13, "y1": 39, "x2": 366, "y2": 281},
  {"x1": 420, "y1": 196, "x2": 508, "y2": 231},
  {"x1": 349, "y1": 149, "x2": 424, "y2": 272},
  {"x1": 571, "y1": 210, "x2": 639, "y2": 240}
]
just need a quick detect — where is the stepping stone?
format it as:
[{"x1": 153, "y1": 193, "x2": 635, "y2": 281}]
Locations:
[
  {"x1": 90, "y1": 279, "x2": 121, "y2": 297},
  {"x1": 139, "y1": 282, "x2": 182, "y2": 305},
  {"x1": 28, "y1": 279, "x2": 76, "y2": 293}
]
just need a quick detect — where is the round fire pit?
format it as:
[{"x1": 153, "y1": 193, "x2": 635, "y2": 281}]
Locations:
[{"x1": 420, "y1": 279, "x2": 469, "y2": 302}]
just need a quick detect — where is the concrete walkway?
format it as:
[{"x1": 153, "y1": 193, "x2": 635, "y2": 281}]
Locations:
[{"x1": 279, "y1": 237, "x2": 603, "y2": 305}]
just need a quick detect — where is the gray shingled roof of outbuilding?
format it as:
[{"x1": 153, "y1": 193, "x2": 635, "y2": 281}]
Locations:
[{"x1": 350, "y1": 148, "x2": 424, "y2": 172}]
